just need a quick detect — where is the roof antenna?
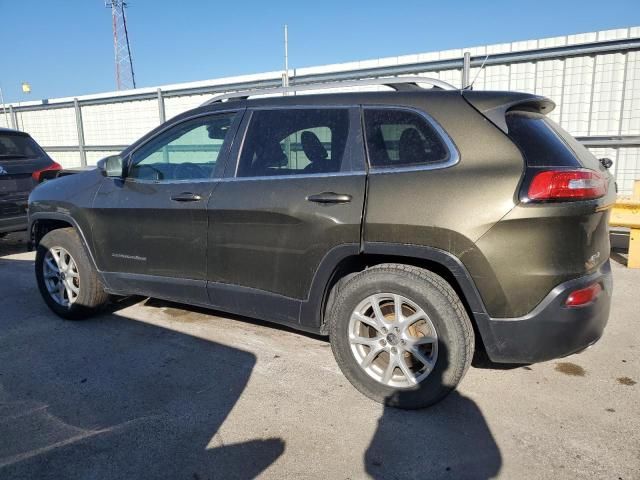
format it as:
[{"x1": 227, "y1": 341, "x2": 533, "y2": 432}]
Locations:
[{"x1": 467, "y1": 54, "x2": 490, "y2": 90}]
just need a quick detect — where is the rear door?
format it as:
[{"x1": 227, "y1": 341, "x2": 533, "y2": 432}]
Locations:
[{"x1": 205, "y1": 107, "x2": 366, "y2": 325}]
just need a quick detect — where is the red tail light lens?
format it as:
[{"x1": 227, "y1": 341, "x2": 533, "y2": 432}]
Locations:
[
  {"x1": 528, "y1": 169, "x2": 607, "y2": 201},
  {"x1": 32, "y1": 161, "x2": 62, "y2": 183},
  {"x1": 565, "y1": 283, "x2": 602, "y2": 307}
]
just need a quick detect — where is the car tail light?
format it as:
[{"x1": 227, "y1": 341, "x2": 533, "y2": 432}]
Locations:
[
  {"x1": 528, "y1": 169, "x2": 607, "y2": 201},
  {"x1": 565, "y1": 283, "x2": 602, "y2": 307},
  {"x1": 32, "y1": 161, "x2": 62, "y2": 182}
]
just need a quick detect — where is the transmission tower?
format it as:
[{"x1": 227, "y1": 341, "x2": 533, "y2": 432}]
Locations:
[{"x1": 105, "y1": 1, "x2": 136, "y2": 90}]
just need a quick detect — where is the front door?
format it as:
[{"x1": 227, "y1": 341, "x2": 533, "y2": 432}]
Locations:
[
  {"x1": 206, "y1": 107, "x2": 366, "y2": 326},
  {"x1": 91, "y1": 110, "x2": 242, "y2": 304}
]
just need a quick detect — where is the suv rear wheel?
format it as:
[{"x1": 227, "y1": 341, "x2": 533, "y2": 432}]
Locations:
[
  {"x1": 328, "y1": 264, "x2": 474, "y2": 409},
  {"x1": 35, "y1": 228, "x2": 109, "y2": 319}
]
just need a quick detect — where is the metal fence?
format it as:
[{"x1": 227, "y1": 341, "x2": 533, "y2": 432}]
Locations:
[{"x1": 3, "y1": 27, "x2": 640, "y2": 193}]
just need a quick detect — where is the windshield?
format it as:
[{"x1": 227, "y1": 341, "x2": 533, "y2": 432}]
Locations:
[{"x1": 0, "y1": 133, "x2": 44, "y2": 158}]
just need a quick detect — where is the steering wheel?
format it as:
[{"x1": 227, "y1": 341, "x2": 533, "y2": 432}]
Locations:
[{"x1": 174, "y1": 162, "x2": 206, "y2": 180}]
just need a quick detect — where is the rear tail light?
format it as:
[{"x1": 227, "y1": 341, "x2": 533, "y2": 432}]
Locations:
[
  {"x1": 565, "y1": 283, "x2": 602, "y2": 307},
  {"x1": 528, "y1": 169, "x2": 607, "y2": 201},
  {"x1": 32, "y1": 161, "x2": 62, "y2": 183}
]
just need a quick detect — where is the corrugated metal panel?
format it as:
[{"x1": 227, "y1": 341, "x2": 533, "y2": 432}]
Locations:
[
  {"x1": 82, "y1": 99, "x2": 159, "y2": 145},
  {"x1": 17, "y1": 108, "x2": 78, "y2": 146}
]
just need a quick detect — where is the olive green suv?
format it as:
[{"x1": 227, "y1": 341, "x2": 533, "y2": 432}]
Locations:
[{"x1": 28, "y1": 77, "x2": 614, "y2": 409}]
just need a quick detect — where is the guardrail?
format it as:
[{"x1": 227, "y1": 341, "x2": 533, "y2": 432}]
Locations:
[{"x1": 610, "y1": 180, "x2": 640, "y2": 268}]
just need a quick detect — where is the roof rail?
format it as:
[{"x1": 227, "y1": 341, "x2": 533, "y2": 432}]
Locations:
[{"x1": 201, "y1": 76, "x2": 457, "y2": 105}]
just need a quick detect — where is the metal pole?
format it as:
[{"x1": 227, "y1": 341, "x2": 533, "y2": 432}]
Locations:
[
  {"x1": 283, "y1": 24, "x2": 289, "y2": 89},
  {"x1": 9, "y1": 105, "x2": 17, "y2": 130},
  {"x1": 462, "y1": 52, "x2": 471, "y2": 88},
  {"x1": 158, "y1": 89, "x2": 169, "y2": 163},
  {"x1": 157, "y1": 88, "x2": 166, "y2": 124},
  {"x1": 73, "y1": 98, "x2": 87, "y2": 167},
  {"x1": 558, "y1": 59, "x2": 567, "y2": 124},
  {"x1": 586, "y1": 55, "x2": 597, "y2": 136},
  {"x1": 617, "y1": 52, "x2": 630, "y2": 138},
  {"x1": 0, "y1": 87, "x2": 8, "y2": 127},
  {"x1": 613, "y1": 51, "x2": 630, "y2": 190}
]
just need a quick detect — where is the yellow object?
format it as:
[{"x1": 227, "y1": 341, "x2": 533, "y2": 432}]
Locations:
[
  {"x1": 21, "y1": 82, "x2": 31, "y2": 94},
  {"x1": 630, "y1": 230, "x2": 640, "y2": 269},
  {"x1": 610, "y1": 180, "x2": 640, "y2": 269}
]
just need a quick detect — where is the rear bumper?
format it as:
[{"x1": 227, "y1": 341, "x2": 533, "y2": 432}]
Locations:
[
  {"x1": 1, "y1": 195, "x2": 29, "y2": 234},
  {"x1": 481, "y1": 260, "x2": 612, "y2": 364}
]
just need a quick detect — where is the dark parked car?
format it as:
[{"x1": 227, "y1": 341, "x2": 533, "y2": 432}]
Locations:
[
  {"x1": 0, "y1": 128, "x2": 61, "y2": 236},
  {"x1": 28, "y1": 78, "x2": 614, "y2": 409}
]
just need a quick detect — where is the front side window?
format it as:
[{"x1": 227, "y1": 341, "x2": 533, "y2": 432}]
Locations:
[
  {"x1": 364, "y1": 109, "x2": 449, "y2": 168},
  {"x1": 237, "y1": 109, "x2": 349, "y2": 177},
  {"x1": 129, "y1": 113, "x2": 236, "y2": 181}
]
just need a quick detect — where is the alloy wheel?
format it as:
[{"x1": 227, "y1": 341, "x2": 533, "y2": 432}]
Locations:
[
  {"x1": 43, "y1": 246, "x2": 80, "y2": 307},
  {"x1": 348, "y1": 293, "x2": 438, "y2": 388}
]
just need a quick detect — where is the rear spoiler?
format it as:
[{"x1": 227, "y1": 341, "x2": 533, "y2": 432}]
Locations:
[{"x1": 462, "y1": 91, "x2": 555, "y2": 134}]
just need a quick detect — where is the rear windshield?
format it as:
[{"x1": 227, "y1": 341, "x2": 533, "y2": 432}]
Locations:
[
  {"x1": 0, "y1": 133, "x2": 43, "y2": 158},
  {"x1": 505, "y1": 112, "x2": 581, "y2": 168},
  {"x1": 545, "y1": 118, "x2": 602, "y2": 171}
]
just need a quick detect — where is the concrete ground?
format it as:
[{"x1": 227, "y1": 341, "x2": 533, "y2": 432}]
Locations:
[{"x1": 0, "y1": 233, "x2": 638, "y2": 480}]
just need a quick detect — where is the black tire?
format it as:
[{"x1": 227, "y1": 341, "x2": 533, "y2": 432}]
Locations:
[
  {"x1": 35, "y1": 228, "x2": 109, "y2": 320},
  {"x1": 328, "y1": 263, "x2": 474, "y2": 409}
]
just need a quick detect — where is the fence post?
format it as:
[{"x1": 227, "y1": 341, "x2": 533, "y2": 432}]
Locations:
[
  {"x1": 462, "y1": 51, "x2": 471, "y2": 88},
  {"x1": 157, "y1": 88, "x2": 166, "y2": 124},
  {"x1": 73, "y1": 98, "x2": 87, "y2": 167},
  {"x1": 9, "y1": 105, "x2": 17, "y2": 130}
]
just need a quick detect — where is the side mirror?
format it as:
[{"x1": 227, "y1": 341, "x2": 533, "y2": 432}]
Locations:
[
  {"x1": 599, "y1": 157, "x2": 613, "y2": 169},
  {"x1": 97, "y1": 155, "x2": 124, "y2": 178}
]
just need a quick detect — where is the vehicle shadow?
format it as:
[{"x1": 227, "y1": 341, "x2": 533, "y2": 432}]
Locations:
[
  {"x1": 366, "y1": 343, "x2": 502, "y2": 480},
  {"x1": 0, "y1": 258, "x2": 285, "y2": 480},
  {"x1": 146, "y1": 299, "x2": 503, "y2": 478},
  {"x1": 0, "y1": 232, "x2": 29, "y2": 257}
]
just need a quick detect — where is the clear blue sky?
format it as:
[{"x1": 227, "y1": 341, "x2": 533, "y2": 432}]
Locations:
[{"x1": 1, "y1": 0, "x2": 639, "y2": 103}]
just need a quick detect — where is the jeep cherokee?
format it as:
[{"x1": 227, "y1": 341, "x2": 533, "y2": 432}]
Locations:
[{"x1": 28, "y1": 78, "x2": 614, "y2": 409}]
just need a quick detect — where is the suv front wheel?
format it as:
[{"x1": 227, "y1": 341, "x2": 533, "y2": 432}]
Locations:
[
  {"x1": 35, "y1": 228, "x2": 109, "y2": 320},
  {"x1": 328, "y1": 264, "x2": 474, "y2": 409}
]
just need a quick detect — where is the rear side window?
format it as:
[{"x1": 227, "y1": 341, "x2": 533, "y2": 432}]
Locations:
[
  {"x1": 237, "y1": 109, "x2": 349, "y2": 177},
  {"x1": 0, "y1": 134, "x2": 43, "y2": 158},
  {"x1": 505, "y1": 112, "x2": 581, "y2": 167},
  {"x1": 364, "y1": 109, "x2": 449, "y2": 168}
]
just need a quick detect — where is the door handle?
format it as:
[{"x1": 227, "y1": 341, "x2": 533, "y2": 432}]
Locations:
[
  {"x1": 171, "y1": 192, "x2": 202, "y2": 202},
  {"x1": 306, "y1": 192, "x2": 352, "y2": 204}
]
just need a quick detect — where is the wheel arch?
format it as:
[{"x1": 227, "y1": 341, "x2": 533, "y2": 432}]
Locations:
[
  {"x1": 29, "y1": 213, "x2": 101, "y2": 276},
  {"x1": 309, "y1": 242, "x2": 493, "y2": 359}
]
